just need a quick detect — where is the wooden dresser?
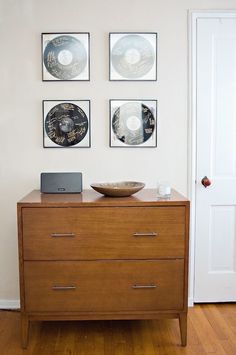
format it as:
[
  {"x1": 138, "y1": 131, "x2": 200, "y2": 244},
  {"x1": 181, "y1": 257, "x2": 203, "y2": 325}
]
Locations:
[{"x1": 17, "y1": 189, "x2": 190, "y2": 348}]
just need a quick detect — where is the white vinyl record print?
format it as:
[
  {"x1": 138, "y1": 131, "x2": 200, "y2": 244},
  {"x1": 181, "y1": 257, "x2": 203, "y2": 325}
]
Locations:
[{"x1": 110, "y1": 33, "x2": 157, "y2": 81}]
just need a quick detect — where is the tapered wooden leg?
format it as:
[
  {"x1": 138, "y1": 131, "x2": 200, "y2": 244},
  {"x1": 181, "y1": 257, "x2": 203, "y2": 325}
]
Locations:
[
  {"x1": 21, "y1": 313, "x2": 29, "y2": 349},
  {"x1": 179, "y1": 313, "x2": 187, "y2": 346}
]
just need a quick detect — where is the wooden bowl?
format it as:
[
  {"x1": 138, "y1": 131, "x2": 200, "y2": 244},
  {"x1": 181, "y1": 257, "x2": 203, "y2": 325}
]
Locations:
[{"x1": 90, "y1": 181, "x2": 145, "y2": 197}]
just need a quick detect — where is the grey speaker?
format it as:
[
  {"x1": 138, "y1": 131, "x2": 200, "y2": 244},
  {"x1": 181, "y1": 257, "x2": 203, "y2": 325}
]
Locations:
[{"x1": 40, "y1": 172, "x2": 82, "y2": 194}]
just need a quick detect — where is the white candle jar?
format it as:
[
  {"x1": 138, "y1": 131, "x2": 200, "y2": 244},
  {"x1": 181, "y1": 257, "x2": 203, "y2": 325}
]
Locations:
[{"x1": 158, "y1": 181, "x2": 171, "y2": 197}]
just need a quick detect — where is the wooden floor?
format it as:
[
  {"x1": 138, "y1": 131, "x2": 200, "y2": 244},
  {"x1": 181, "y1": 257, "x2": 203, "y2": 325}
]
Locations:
[{"x1": 0, "y1": 304, "x2": 236, "y2": 354}]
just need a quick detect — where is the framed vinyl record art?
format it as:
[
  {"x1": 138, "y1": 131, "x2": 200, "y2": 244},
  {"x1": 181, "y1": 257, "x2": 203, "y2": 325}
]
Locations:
[
  {"x1": 42, "y1": 33, "x2": 90, "y2": 81},
  {"x1": 109, "y1": 32, "x2": 157, "y2": 81},
  {"x1": 43, "y1": 100, "x2": 91, "y2": 148},
  {"x1": 110, "y1": 99, "x2": 157, "y2": 147}
]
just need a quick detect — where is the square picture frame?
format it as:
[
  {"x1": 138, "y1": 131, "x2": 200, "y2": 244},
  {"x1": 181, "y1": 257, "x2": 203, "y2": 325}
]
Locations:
[
  {"x1": 43, "y1": 100, "x2": 91, "y2": 148},
  {"x1": 109, "y1": 32, "x2": 157, "y2": 81},
  {"x1": 42, "y1": 32, "x2": 90, "y2": 81},
  {"x1": 110, "y1": 99, "x2": 157, "y2": 147}
]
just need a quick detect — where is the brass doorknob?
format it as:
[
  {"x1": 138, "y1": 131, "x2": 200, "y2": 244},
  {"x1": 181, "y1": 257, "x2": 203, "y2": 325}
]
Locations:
[{"x1": 201, "y1": 176, "x2": 212, "y2": 188}]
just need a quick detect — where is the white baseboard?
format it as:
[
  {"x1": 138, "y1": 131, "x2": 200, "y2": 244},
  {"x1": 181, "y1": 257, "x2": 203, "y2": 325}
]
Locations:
[
  {"x1": 0, "y1": 300, "x2": 20, "y2": 309},
  {"x1": 188, "y1": 297, "x2": 194, "y2": 307}
]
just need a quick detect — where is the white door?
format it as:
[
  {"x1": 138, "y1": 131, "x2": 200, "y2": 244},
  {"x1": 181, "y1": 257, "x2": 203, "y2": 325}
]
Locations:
[{"x1": 194, "y1": 16, "x2": 236, "y2": 302}]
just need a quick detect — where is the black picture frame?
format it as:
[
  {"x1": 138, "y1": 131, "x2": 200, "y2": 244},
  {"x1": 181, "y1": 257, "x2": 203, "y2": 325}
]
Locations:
[
  {"x1": 109, "y1": 32, "x2": 157, "y2": 81},
  {"x1": 43, "y1": 100, "x2": 91, "y2": 148},
  {"x1": 110, "y1": 99, "x2": 157, "y2": 147},
  {"x1": 42, "y1": 32, "x2": 90, "y2": 81}
]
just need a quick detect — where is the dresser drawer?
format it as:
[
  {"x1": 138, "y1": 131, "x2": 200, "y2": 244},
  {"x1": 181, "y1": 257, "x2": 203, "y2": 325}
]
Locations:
[
  {"x1": 24, "y1": 260, "x2": 184, "y2": 312},
  {"x1": 22, "y1": 207, "x2": 186, "y2": 260}
]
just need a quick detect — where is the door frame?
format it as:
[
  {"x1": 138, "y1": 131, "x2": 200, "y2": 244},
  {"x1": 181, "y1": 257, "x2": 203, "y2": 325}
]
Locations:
[{"x1": 188, "y1": 10, "x2": 236, "y2": 305}]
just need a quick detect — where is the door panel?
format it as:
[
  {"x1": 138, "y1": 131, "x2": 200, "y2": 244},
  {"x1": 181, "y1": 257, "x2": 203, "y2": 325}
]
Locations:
[
  {"x1": 195, "y1": 18, "x2": 236, "y2": 301},
  {"x1": 209, "y1": 206, "x2": 236, "y2": 272}
]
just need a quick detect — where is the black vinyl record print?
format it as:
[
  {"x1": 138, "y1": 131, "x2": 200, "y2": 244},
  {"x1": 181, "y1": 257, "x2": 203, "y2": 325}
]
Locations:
[
  {"x1": 43, "y1": 35, "x2": 87, "y2": 80},
  {"x1": 111, "y1": 101, "x2": 155, "y2": 146},
  {"x1": 45, "y1": 102, "x2": 89, "y2": 147}
]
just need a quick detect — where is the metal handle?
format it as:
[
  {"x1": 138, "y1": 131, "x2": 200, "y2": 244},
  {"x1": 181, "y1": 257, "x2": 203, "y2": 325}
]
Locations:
[
  {"x1": 50, "y1": 233, "x2": 76, "y2": 238},
  {"x1": 133, "y1": 232, "x2": 158, "y2": 237},
  {"x1": 52, "y1": 285, "x2": 76, "y2": 291},
  {"x1": 132, "y1": 284, "x2": 157, "y2": 289},
  {"x1": 201, "y1": 176, "x2": 212, "y2": 188}
]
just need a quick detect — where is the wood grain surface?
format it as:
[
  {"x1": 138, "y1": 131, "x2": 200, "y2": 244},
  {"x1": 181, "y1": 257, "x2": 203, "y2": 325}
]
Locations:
[
  {"x1": 1, "y1": 304, "x2": 236, "y2": 354},
  {"x1": 23, "y1": 206, "x2": 185, "y2": 260}
]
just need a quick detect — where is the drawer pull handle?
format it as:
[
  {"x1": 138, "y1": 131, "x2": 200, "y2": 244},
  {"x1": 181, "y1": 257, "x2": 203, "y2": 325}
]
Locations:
[
  {"x1": 133, "y1": 232, "x2": 158, "y2": 237},
  {"x1": 51, "y1": 233, "x2": 76, "y2": 238},
  {"x1": 132, "y1": 284, "x2": 157, "y2": 289},
  {"x1": 52, "y1": 285, "x2": 76, "y2": 291}
]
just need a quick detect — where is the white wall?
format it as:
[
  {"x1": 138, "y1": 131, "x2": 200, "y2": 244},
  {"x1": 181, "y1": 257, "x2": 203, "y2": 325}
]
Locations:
[{"x1": 0, "y1": 0, "x2": 235, "y2": 304}]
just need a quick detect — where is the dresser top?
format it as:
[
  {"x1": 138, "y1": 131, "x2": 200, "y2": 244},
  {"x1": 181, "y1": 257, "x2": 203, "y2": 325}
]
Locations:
[{"x1": 17, "y1": 189, "x2": 189, "y2": 207}]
